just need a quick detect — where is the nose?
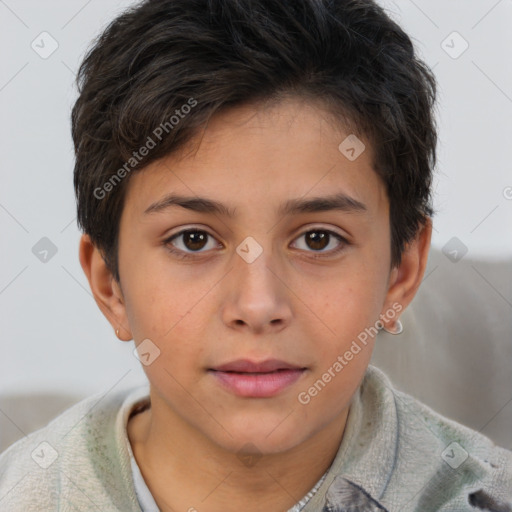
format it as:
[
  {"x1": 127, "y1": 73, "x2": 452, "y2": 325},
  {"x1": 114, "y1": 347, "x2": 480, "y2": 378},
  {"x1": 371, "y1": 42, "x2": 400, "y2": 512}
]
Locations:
[{"x1": 221, "y1": 244, "x2": 292, "y2": 335}]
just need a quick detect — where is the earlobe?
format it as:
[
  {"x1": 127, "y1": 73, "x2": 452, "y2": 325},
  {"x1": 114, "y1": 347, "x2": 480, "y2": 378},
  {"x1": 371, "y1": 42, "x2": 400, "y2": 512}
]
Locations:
[
  {"x1": 380, "y1": 218, "x2": 432, "y2": 331},
  {"x1": 78, "y1": 234, "x2": 133, "y2": 341}
]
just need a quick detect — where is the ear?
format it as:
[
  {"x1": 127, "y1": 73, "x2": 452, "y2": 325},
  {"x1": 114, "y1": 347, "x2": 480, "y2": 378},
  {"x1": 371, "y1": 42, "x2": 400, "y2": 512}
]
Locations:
[
  {"x1": 380, "y1": 218, "x2": 432, "y2": 332},
  {"x1": 78, "y1": 234, "x2": 133, "y2": 341}
]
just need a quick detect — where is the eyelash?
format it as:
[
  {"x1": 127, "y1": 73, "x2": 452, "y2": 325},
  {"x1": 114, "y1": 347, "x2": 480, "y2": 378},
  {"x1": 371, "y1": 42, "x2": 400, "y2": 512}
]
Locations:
[{"x1": 163, "y1": 227, "x2": 349, "y2": 260}]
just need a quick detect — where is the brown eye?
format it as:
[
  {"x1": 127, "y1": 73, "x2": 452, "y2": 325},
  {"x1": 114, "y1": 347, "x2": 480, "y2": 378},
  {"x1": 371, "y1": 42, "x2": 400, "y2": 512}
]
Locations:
[
  {"x1": 164, "y1": 229, "x2": 219, "y2": 257},
  {"x1": 305, "y1": 231, "x2": 330, "y2": 250},
  {"x1": 180, "y1": 230, "x2": 208, "y2": 251},
  {"x1": 292, "y1": 228, "x2": 348, "y2": 257}
]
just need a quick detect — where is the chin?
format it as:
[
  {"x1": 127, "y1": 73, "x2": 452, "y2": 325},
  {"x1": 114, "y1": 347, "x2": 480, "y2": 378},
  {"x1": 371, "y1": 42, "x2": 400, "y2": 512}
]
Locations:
[{"x1": 206, "y1": 414, "x2": 310, "y2": 456}]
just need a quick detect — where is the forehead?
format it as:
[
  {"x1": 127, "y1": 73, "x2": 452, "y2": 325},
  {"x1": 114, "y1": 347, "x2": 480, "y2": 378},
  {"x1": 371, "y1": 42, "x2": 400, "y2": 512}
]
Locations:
[{"x1": 122, "y1": 97, "x2": 387, "y2": 221}]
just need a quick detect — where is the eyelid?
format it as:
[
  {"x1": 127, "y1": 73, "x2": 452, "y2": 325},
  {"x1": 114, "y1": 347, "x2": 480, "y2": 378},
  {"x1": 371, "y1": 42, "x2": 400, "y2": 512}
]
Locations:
[
  {"x1": 292, "y1": 224, "x2": 348, "y2": 241},
  {"x1": 289, "y1": 225, "x2": 349, "y2": 258},
  {"x1": 163, "y1": 226, "x2": 222, "y2": 254}
]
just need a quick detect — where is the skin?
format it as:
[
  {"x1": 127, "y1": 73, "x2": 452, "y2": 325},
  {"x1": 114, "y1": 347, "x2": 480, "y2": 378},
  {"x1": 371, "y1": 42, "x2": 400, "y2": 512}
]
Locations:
[{"x1": 79, "y1": 96, "x2": 431, "y2": 512}]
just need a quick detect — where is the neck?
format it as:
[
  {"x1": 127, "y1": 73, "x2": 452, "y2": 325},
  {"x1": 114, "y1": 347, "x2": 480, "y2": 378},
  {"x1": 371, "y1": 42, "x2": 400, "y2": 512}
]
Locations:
[{"x1": 128, "y1": 390, "x2": 350, "y2": 512}]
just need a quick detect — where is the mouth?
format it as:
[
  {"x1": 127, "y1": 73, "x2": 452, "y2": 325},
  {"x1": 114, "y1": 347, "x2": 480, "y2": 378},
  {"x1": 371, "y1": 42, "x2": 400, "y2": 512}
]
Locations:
[{"x1": 208, "y1": 359, "x2": 307, "y2": 398}]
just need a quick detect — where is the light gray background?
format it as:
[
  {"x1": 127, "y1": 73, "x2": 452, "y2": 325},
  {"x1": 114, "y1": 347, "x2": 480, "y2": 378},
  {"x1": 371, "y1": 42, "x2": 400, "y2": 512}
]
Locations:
[{"x1": 1, "y1": 0, "x2": 511, "y2": 396}]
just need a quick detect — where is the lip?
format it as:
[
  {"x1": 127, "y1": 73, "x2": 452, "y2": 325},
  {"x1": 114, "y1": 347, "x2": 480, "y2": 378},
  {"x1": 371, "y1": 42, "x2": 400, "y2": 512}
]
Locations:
[
  {"x1": 208, "y1": 359, "x2": 307, "y2": 398},
  {"x1": 211, "y1": 358, "x2": 304, "y2": 373}
]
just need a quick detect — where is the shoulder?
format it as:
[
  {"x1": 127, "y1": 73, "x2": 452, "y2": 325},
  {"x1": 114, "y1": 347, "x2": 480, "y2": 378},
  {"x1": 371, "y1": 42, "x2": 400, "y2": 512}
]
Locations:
[
  {"x1": 364, "y1": 365, "x2": 512, "y2": 510},
  {"x1": 0, "y1": 384, "x2": 149, "y2": 510}
]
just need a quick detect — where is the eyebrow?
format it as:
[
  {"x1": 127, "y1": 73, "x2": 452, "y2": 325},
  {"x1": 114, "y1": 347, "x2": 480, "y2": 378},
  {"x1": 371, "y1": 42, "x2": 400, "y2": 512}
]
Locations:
[{"x1": 143, "y1": 192, "x2": 367, "y2": 217}]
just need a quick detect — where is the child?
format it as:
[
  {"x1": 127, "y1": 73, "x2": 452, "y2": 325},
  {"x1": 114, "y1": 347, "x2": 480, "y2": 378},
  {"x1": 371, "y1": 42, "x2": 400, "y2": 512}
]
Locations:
[{"x1": 1, "y1": 0, "x2": 511, "y2": 510}]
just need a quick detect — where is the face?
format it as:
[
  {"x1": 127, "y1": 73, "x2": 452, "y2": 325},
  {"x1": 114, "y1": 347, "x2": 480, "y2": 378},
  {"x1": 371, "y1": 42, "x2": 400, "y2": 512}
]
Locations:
[{"x1": 89, "y1": 97, "x2": 418, "y2": 455}]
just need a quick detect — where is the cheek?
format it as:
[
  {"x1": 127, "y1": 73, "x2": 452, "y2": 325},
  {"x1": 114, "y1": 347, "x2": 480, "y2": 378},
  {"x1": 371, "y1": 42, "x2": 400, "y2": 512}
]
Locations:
[
  {"x1": 126, "y1": 290, "x2": 208, "y2": 396},
  {"x1": 317, "y1": 269, "x2": 385, "y2": 328},
  {"x1": 305, "y1": 267, "x2": 388, "y2": 361},
  {"x1": 123, "y1": 273, "x2": 211, "y2": 371},
  {"x1": 122, "y1": 253, "x2": 203, "y2": 339}
]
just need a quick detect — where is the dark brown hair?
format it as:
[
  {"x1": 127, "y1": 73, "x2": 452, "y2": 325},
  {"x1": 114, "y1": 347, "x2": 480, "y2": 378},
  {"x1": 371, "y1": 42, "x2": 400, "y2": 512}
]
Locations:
[{"x1": 72, "y1": 0, "x2": 437, "y2": 283}]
